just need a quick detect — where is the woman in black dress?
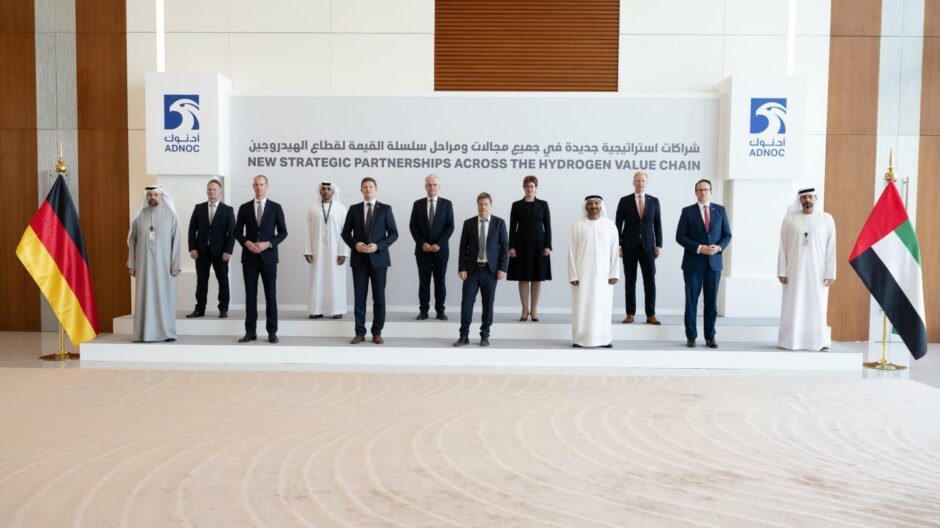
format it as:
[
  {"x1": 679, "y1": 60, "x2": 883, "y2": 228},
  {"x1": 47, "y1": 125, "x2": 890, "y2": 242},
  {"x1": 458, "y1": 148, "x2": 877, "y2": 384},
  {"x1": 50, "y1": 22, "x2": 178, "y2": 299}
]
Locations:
[{"x1": 508, "y1": 175, "x2": 552, "y2": 321}]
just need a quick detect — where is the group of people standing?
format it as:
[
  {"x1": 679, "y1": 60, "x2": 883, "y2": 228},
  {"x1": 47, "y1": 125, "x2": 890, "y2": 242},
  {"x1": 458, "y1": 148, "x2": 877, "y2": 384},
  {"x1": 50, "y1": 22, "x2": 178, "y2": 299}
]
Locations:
[{"x1": 127, "y1": 171, "x2": 836, "y2": 352}]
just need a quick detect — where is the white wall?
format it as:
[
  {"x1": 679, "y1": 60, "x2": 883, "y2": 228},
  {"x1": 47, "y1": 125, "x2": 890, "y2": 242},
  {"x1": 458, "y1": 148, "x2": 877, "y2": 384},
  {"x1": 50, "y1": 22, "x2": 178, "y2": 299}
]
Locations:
[{"x1": 125, "y1": 0, "x2": 831, "y2": 314}]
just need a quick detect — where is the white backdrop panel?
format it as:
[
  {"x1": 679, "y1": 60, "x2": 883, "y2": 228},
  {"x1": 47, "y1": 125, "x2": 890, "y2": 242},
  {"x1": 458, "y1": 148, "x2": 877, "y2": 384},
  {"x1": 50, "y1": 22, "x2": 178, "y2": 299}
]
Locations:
[{"x1": 225, "y1": 94, "x2": 719, "y2": 312}]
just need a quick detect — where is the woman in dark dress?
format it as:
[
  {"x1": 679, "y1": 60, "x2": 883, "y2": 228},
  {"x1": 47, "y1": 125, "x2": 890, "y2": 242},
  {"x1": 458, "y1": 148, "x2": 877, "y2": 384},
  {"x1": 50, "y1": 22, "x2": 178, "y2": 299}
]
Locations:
[{"x1": 508, "y1": 175, "x2": 552, "y2": 321}]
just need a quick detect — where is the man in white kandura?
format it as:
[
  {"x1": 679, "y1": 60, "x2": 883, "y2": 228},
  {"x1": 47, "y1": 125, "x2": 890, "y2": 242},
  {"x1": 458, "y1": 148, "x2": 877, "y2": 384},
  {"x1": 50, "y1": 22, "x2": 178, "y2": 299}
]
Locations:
[
  {"x1": 127, "y1": 185, "x2": 181, "y2": 342},
  {"x1": 304, "y1": 182, "x2": 349, "y2": 319},
  {"x1": 777, "y1": 187, "x2": 836, "y2": 350},
  {"x1": 569, "y1": 195, "x2": 620, "y2": 348}
]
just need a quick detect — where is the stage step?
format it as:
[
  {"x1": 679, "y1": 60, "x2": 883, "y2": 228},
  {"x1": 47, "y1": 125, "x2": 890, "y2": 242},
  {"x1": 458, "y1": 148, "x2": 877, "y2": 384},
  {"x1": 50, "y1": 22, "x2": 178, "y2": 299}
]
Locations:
[
  {"x1": 81, "y1": 334, "x2": 860, "y2": 371},
  {"x1": 111, "y1": 311, "x2": 788, "y2": 342}
]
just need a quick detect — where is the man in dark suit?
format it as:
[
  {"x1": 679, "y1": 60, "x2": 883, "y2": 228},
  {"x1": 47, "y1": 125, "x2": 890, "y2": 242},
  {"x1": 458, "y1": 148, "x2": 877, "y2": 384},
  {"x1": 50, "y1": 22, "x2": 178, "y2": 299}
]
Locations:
[
  {"x1": 341, "y1": 177, "x2": 399, "y2": 344},
  {"x1": 234, "y1": 174, "x2": 288, "y2": 343},
  {"x1": 676, "y1": 178, "x2": 732, "y2": 349},
  {"x1": 186, "y1": 178, "x2": 236, "y2": 319},
  {"x1": 454, "y1": 192, "x2": 509, "y2": 347},
  {"x1": 615, "y1": 171, "x2": 663, "y2": 325},
  {"x1": 409, "y1": 174, "x2": 454, "y2": 321}
]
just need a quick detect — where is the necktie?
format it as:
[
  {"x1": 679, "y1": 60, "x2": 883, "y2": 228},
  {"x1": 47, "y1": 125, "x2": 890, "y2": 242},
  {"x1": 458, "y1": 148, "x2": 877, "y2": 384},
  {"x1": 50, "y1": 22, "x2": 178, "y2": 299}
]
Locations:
[
  {"x1": 255, "y1": 201, "x2": 262, "y2": 224},
  {"x1": 428, "y1": 199, "x2": 436, "y2": 227},
  {"x1": 366, "y1": 202, "x2": 374, "y2": 230},
  {"x1": 478, "y1": 218, "x2": 488, "y2": 261},
  {"x1": 703, "y1": 205, "x2": 710, "y2": 232},
  {"x1": 638, "y1": 195, "x2": 645, "y2": 218},
  {"x1": 209, "y1": 203, "x2": 215, "y2": 224}
]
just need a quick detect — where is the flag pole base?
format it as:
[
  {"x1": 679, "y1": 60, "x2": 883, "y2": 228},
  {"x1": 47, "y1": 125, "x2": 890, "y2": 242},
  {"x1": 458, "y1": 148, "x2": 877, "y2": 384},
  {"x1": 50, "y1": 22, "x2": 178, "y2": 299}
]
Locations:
[
  {"x1": 863, "y1": 359, "x2": 906, "y2": 371},
  {"x1": 39, "y1": 352, "x2": 80, "y2": 362}
]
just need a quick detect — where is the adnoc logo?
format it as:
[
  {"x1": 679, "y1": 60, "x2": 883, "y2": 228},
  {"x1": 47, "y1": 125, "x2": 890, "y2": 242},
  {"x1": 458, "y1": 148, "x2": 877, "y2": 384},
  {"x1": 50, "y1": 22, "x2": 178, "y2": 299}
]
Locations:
[
  {"x1": 164, "y1": 94, "x2": 200, "y2": 130},
  {"x1": 748, "y1": 97, "x2": 787, "y2": 158},
  {"x1": 749, "y1": 98, "x2": 787, "y2": 135},
  {"x1": 163, "y1": 94, "x2": 201, "y2": 153}
]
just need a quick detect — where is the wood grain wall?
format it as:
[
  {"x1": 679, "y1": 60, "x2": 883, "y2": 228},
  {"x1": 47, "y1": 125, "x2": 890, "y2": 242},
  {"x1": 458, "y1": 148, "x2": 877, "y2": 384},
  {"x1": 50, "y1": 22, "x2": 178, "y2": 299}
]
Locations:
[
  {"x1": 76, "y1": 0, "x2": 129, "y2": 333},
  {"x1": 435, "y1": 0, "x2": 619, "y2": 91},
  {"x1": 0, "y1": 0, "x2": 41, "y2": 331},
  {"x1": 919, "y1": 0, "x2": 940, "y2": 342},
  {"x1": 825, "y1": 0, "x2": 882, "y2": 341}
]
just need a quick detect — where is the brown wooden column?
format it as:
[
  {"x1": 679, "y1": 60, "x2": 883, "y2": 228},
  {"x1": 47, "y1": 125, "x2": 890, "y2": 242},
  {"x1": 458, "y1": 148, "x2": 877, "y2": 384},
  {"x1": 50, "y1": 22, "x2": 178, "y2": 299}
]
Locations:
[
  {"x1": 76, "y1": 0, "x2": 129, "y2": 332},
  {"x1": 825, "y1": 0, "x2": 882, "y2": 341},
  {"x1": 918, "y1": 1, "x2": 940, "y2": 342},
  {"x1": 0, "y1": 0, "x2": 41, "y2": 331},
  {"x1": 435, "y1": 0, "x2": 619, "y2": 91}
]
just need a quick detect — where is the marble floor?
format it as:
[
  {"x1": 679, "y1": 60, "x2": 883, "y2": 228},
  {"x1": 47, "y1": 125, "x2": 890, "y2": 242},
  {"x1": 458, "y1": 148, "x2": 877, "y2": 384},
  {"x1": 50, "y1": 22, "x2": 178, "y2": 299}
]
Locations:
[{"x1": 1, "y1": 332, "x2": 938, "y2": 527}]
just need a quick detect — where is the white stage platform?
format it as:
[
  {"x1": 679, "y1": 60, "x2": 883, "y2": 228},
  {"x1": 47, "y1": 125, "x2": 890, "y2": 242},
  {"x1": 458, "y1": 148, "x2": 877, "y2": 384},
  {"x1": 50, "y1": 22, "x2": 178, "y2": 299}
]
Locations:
[{"x1": 80, "y1": 311, "x2": 861, "y2": 371}]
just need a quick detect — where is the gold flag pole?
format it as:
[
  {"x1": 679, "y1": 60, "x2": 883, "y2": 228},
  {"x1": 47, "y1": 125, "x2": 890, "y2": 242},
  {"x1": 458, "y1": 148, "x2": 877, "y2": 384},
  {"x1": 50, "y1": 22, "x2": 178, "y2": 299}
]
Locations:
[
  {"x1": 40, "y1": 142, "x2": 81, "y2": 362},
  {"x1": 863, "y1": 150, "x2": 905, "y2": 371}
]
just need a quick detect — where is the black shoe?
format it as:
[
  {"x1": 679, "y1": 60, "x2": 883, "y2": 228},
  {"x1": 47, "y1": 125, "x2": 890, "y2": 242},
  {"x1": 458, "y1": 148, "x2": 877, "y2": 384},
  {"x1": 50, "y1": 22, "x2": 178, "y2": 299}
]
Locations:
[
  {"x1": 218, "y1": 311, "x2": 228, "y2": 318},
  {"x1": 705, "y1": 338, "x2": 718, "y2": 349},
  {"x1": 268, "y1": 334, "x2": 279, "y2": 343},
  {"x1": 331, "y1": 314, "x2": 343, "y2": 319},
  {"x1": 480, "y1": 337, "x2": 490, "y2": 347},
  {"x1": 601, "y1": 343, "x2": 613, "y2": 348},
  {"x1": 186, "y1": 310, "x2": 204, "y2": 318},
  {"x1": 453, "y1": 337, "x2": 469, "y2": 347},
  {"x1": 686, "y1": 338, "x2": 696, "y2": 348},
  {"x1": 416, "y1": 312, "x2": 429, "y2": 320},
  {"x1": 164, "y1": 338, "x2": 177, "y2": 342},
  {"x1": 239, "y1": 334, "x2": 257, "y2": 343},
  {"x1": 436, "y1": 312, "x2": 448, "y2": 320},
  {"x1": 572, "y1": 343, "x2": 582, "y2": 348},
  {"x1": 309, "y1": 314, "x2": 323, "y2": 319}
]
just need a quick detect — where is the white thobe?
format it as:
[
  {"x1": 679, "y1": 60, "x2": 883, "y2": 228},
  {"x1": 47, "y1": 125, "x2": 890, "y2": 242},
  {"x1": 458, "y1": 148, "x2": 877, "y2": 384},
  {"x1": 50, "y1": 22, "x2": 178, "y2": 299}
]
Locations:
[
  {"x1": 777, "y1": 211, "x2": 836, "y2": 350},
  {"x1": 568, "y1": 217, "x2": 620, "y2": 347},
  {"x1": 127, "y1": 206, "x2": 181, "y2": 342},
  {"x1": 305, "y1": 200, "x2": 350, "y2": 316}
]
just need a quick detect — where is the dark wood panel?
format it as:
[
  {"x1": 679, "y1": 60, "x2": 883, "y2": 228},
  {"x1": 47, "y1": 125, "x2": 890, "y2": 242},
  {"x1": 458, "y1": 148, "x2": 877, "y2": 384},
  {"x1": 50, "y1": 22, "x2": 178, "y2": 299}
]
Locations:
[
  {"x1": 435, "y1": 0, "x2": 619, "y2": 91},
  {"x1": 925, "y1": 0, "x2": 940, "y2": 37},
  {"x1": 0, "y1": 33, "x2": 37, "y2": 129},
  {"x1": 916, "y1": 137, "x2": 940, "y2": 342},
  {"x1": 0, "y1": 0, "x2": 33, "y2": 33},
  {"x1": 827, "y1": 37, "x2": 880, "y2": 135},
  {"x1": 921, "y1": 36, "x2": 940, "y2": 134},
  {"x1": 830, "y1": 0, "x2": 881, "y2": 36},
  {"x1": 78, "y1": 130, "x2": 129, "y2": 333},
  {"x1": 75, "y1": 0, "x2": 125, "y2": 33},
  {"x1": 76, "y1": 31, "x2": 127, "y2": 131},
  {"x1": 824, "y1": 135, "x2": 877, "y2": 341},
  {"x1": 0, "y1": 129, "x2": 41, "y2": 331}
]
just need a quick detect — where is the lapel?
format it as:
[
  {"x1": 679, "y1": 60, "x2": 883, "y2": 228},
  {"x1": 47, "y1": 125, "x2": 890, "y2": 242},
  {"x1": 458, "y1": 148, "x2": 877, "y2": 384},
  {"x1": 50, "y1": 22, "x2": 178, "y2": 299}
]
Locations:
[{"x1": 629, "y1": 193, "x2": 640, "y2": 219}]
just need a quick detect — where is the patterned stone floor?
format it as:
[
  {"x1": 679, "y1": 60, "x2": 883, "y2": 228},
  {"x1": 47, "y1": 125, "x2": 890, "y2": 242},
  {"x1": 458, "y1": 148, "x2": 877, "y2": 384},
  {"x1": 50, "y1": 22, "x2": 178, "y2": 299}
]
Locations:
[{"x1": 2, "y1": 365, "x2": 939, "y2": 527}]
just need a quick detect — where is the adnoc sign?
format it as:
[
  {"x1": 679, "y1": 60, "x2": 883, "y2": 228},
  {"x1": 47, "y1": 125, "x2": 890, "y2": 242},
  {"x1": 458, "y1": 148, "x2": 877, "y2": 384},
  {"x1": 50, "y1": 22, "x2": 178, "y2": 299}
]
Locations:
[
  {"x1": 719, "y1": 76, "x2": 804, "y2": 180},
  {"x1": 145, "y1": 72, "x2": 230, "y2": 175}
]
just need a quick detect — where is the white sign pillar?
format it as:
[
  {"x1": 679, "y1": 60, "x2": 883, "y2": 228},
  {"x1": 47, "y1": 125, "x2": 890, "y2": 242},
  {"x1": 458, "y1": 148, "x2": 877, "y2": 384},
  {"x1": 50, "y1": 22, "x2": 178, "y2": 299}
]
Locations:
[{"x1": 718, "y1": 75, "x2": 805, "y2": 317}]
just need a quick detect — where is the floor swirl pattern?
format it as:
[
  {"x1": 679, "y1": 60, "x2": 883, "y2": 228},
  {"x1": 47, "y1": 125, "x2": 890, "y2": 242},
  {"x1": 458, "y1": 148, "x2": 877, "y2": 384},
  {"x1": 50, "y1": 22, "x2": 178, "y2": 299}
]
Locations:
[{"x1": 1, "y1": 369, "x2": 939, "y2": 527}]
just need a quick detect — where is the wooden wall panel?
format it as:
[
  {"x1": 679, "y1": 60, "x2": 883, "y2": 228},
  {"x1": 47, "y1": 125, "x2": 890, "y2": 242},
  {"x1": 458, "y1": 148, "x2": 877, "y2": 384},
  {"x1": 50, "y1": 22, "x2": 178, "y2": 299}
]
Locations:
[
  {"x1": 0, "y1": 2, "x2": 40, "y2": 332},
  {"x1": 918, "y1": 1, "x2": 940, "y2": 342},
  {"x1": 435, "y1": 0, "x2": 619, "y2": 91},
  {"x1": 825, "y1": 0, "x2": 881, "y2": 341},
  {"x1": 77, "y1": 0, "x2": 129, "y2": 333}
]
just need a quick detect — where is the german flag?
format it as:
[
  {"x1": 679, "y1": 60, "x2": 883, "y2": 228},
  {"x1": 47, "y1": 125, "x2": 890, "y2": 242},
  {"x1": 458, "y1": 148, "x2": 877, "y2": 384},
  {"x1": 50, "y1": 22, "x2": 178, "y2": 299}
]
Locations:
[{"x1": 16, "y1": 175, "x2": 99, "y2": 345}]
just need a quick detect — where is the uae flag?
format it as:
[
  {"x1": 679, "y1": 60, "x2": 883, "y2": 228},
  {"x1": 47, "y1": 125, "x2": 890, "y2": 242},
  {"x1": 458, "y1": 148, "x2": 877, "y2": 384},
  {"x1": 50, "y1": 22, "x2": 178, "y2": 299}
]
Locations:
[
  {"x1": 849, "y1": 181, "x2": 927, "y2": 359},
  {"x1": 15, "y1": 175, "x2": 99, "y2": 345}
]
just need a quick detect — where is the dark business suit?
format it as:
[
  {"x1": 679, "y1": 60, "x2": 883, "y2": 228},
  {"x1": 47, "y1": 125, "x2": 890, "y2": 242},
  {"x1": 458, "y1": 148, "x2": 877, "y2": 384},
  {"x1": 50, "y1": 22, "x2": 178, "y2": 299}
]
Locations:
[
  {"x1": 615, "y1": 193, "x2": 662, "y2": 316},
  {"x1": 457, "y1": 216, "x2": 509, "y2": 339},
  {"x1": 188, "y1": 201, "x2": 236, "y2": 314},
  {"x1": 507, "y1": 198, "x2": 552, "y2": 281},
  {"x1": 235, "y1": 198, "x2": 287, "y2": 337},
  {"x1": 341, "y1": 201, "x2": 398, "y2": 337},
  {"x1": 409, "y1": 196, "x2": 454, "y2": 315},
  {"x1": 675, "y1": 202, "x2": 732, "y2": 340}
]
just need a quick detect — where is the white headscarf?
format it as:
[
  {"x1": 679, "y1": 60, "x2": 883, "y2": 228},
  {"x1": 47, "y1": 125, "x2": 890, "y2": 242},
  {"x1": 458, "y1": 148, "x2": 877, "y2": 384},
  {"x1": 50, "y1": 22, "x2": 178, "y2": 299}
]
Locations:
[
  {"x1": 787, "y1": 187, "x2": 817, "y2": 215},
  {"x1": 315, "y1": 182, "x2": 343, "y2": 207},
  {"x1": 128, "y1": 186, "x2": 178, "y2": 243},
  {"x1": 581, "y1": 195, "x2": 608, "y2": 218}
]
